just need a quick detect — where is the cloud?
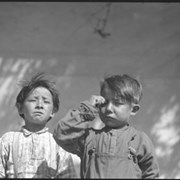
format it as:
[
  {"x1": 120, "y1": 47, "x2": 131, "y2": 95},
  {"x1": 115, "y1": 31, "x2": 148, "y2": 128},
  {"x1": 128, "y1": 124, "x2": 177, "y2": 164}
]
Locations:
[
  {"x1": 57, "y1": 61, "x2": 76, "y2": 89},
  {"x1": 16, "y1": 59, "x2": 35, "y2": 80},
  {"x1": 0, "y1": 75, "x2": 14, "y2": 105},
  {"x1": 0, "y1": 58, "x2": 39, "y2": 107},
  {"x1": 151, "y1": 102, "x2": 180, "y2": 158}
]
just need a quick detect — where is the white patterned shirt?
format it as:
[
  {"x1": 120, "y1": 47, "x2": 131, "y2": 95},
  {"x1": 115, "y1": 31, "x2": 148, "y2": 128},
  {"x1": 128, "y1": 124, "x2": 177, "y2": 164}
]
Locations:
[{"x1": 0, "y1": 126, "x2": 77, "y2": 178}]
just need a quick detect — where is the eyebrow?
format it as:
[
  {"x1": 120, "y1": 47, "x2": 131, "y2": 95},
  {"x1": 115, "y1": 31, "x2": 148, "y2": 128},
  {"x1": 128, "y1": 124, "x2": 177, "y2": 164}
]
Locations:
[
  {"x1": 113, "y1": 97, "x2": 126, "y2": 103},
  {"x1": 27, "y1": 95, "x2": 51, "y2": 100}
]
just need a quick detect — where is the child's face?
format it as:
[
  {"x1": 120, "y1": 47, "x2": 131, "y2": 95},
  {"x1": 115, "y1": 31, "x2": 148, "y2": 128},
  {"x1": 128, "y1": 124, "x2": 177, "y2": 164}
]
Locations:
[
  {"x1": 21, "y1": 87, "x2": 54, "y2": 127},
  {"x1": 99, "y1": 87, "x2": 133, "y2": 128}
]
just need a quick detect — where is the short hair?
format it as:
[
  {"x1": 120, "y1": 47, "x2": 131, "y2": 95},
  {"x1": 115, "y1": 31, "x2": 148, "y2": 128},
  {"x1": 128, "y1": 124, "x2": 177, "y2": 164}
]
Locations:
[
  {"x1": 100, "y1": 74, "x2": 143, "y2": 105},
  {"x1": 16, "y1": 72, "x2": 60, "y2": 118}
]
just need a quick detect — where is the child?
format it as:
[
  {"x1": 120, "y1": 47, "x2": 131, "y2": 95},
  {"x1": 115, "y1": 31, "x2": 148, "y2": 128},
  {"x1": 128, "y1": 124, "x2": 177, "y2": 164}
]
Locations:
[
  {"x1": 0, "y1": 73, "x2": 77, "y2": 178},
  {"x1": 53, "y1": 74, "x2": 160, "y2": 178}
]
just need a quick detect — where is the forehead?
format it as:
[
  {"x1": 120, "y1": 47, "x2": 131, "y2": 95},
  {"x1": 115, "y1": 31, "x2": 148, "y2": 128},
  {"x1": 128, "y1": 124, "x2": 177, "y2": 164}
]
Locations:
[
  {"x1": 101, "y1": 86, "x2": 115, "y2": 99},
  {"x1": 101, "y1": 85, "x2": 124, "y2": 102},
  {"x1": 28, "y1": 87, "x2": 52, "y2": 98}
]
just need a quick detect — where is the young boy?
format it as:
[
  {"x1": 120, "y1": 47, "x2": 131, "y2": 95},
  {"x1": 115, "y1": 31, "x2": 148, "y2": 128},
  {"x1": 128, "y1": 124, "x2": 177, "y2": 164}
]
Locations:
[
  {"x1": 53, "y1": 74, "x2": 160, "y2": 178},
  {"x1": 0, "y1": 73, "x2": 77, "y2": 178}
]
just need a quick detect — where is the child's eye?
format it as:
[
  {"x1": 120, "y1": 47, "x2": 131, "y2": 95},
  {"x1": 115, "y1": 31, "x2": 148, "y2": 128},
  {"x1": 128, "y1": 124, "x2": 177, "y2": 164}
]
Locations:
[
  {"x1": 28, "y1": 99, "x2": 36, "y2": 102},
  {"x1": 114, "y1": 101, "x2": 124, "y2": 106},
  {"x1": 44, "y1": 101, "x2": 50, "y2": 104}
]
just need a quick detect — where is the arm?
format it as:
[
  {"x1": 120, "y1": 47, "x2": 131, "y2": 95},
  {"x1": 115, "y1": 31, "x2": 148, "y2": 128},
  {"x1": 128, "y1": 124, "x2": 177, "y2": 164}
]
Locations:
[
  {"x1": 53, "y1": 100, "x2": 99, "y2": 156},
  {"x1": 137, "y1": 132, "x2": 159, "y2": 179},
  {"x1": 0, "y1": 138, "x2": 5, "y2": 178},
  {"x1": 0, "y1": 133, "x2": 12, "y2": 178}
]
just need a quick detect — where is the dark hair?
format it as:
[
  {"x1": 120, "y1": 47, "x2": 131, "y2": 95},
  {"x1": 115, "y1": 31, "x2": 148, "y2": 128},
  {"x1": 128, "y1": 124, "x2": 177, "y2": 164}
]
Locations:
[
  {"x1": 16, "y1": 72, "x2": 60, "y2": 118},
  {"x1": 100, "y1": 74, "x2": 143, "y2": 105}
]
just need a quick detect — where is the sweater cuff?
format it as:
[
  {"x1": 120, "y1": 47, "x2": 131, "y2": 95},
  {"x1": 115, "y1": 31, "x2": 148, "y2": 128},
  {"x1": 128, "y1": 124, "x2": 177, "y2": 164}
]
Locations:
[{"x1": 79, "y1": 100, "x2": 98, "y2": 121}]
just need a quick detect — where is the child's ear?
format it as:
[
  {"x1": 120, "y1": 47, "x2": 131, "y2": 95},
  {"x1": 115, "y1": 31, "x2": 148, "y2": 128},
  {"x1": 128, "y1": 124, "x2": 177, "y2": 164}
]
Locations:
[
  {"x1": 131, "y1": 104, "x2": 140, "y2": 116},
  {"x1": 16, "y1": 103, "x2": 23, "y2": 115}
]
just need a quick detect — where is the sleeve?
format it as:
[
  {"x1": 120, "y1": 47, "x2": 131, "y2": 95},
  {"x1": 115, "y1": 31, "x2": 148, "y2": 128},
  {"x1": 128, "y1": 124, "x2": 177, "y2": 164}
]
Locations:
[
  {"x1": 0, "y1": 134, "x2": 11, "y2": 178},
  {"x1": 53, "y1": 100, "x2": 98, "y2": 157},
  {"x1": 56, "y1": 149, "x2": 78, "y2": 178},
  {"x1": 0, "y1": 137, "x2": 5, "y2": 178},
  {"x1": 137, "y1": 132, "x2": 160, "y2": 179}
]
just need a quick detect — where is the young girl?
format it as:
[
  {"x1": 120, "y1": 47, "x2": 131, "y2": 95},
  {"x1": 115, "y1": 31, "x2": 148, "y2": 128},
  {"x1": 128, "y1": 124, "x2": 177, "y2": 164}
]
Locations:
[
  {"x1": 53, "y1": 74, "x2": 159, "y2": 178},
  {"x1": 0, "y1": 73, "x2": 77, "y2": 178}
]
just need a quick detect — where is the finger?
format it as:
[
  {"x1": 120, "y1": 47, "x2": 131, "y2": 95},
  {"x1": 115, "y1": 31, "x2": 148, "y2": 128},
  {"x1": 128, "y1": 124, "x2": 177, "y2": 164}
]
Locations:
[
  {"x1": 95, "y1": 98, "x2": 104, "y2": 108},
  {"x1": 100, "y1": 96, "x2": 105, "y2": 104}
]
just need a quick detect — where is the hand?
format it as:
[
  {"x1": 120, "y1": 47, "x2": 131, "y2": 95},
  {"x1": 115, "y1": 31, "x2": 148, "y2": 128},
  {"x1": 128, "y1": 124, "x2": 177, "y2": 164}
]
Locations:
[{"x1": 89, "y1": 95, "x2": 105, "y2": 108}]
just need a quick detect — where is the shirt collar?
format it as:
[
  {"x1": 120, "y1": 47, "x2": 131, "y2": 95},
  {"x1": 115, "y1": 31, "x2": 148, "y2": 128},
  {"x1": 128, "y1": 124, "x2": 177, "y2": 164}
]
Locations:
[
  {"x1": 21, "y1": 126, "x2": 49, "y2": 137},
  {"x1": 104, "y1": 124, "x2": 129, "y2": 135}
]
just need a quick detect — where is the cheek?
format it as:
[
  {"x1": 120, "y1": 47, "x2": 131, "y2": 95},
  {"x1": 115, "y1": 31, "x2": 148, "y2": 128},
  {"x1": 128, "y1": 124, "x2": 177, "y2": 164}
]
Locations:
[
  {"x1": 22, "y1": 105, "x2": 31, "y2": 114},
  {"x1": 21, "y1": 108, "x2": 31, "y2": 119},
  {"x1": 112, "y1": 107, "x2": 124, "y2": 117},
  {"x1": 22, "y1": 103, "x2": 35, "y2": 115},
  {"x1": 115, "y1": 108, "x2": 130, "y2": 118},
  {"x1": 46, "y1": 105, "x2": 54, "y2": 113}
]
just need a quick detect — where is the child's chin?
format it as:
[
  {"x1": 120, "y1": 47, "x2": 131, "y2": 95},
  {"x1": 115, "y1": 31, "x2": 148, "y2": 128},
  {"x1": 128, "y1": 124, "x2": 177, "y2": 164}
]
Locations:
[
  {"x1": 104, "y1": 121, "x2": 117, "y2": 128},
  {"x1": 104, "y1": 121, "x2": 124, "y2": 129}
]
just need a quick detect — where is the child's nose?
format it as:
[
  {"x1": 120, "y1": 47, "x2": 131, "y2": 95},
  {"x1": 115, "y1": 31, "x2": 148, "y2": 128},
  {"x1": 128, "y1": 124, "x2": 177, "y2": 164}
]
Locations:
[{"x1": 36, "y1": 99, "x2": 43, "y2": 108}]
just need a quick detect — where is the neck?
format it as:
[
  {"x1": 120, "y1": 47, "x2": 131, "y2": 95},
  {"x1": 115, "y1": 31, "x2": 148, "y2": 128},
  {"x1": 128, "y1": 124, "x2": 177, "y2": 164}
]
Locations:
[
  {"x1": 106, "y1": 123, "x2": 129, "y2": 130},
  {"x1": 24, "y1": 123, "x2": 46, "y2": 132}
]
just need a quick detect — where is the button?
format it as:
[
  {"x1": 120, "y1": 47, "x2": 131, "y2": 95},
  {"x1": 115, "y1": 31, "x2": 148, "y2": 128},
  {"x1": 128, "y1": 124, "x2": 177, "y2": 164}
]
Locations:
[{"x1": 88, "y1": 148, "x2": 95, "y2": 155}]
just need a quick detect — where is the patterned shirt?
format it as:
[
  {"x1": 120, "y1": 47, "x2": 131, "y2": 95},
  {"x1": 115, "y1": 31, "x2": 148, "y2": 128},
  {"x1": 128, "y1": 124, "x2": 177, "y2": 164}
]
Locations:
[{"x1": 0, "y1": 126, "x2": 77, "y2": 178}]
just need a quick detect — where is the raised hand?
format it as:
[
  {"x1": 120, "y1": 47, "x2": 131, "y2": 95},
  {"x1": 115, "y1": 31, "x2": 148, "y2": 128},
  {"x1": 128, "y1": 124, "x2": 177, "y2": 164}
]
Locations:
[{"x1": 89, "y1": 95, "x2": 105, "y2": 108}]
